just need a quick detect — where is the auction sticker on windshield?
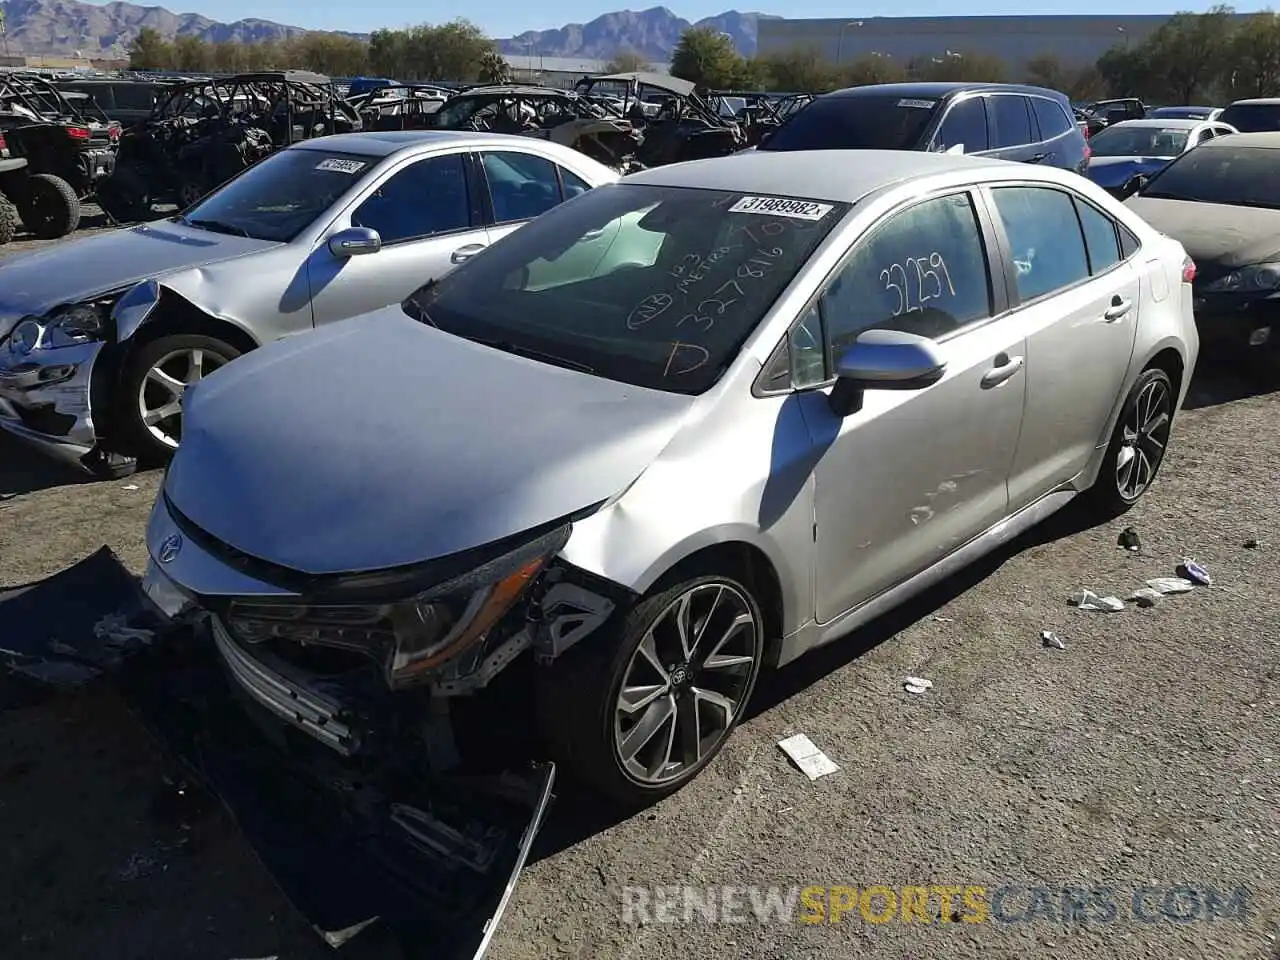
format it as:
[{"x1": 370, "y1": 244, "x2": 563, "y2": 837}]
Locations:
[
  {"x1": 729, "y1": 196, "x2": 834, "y2": 220},
  {"x1": 898, "y1": 98, "x2": 936, "y2": 109},
  {"x1": 315, "y1": 158, "x2": 367, "y2": 174}
]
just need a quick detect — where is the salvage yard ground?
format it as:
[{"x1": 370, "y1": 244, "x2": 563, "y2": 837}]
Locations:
[{"x1": 1, "y1": 224, "x2": 1278, "y2": 960}]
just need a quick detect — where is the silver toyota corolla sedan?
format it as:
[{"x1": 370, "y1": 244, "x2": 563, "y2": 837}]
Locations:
[
  {"x1": 0, "y1": 131, "x2": 618, "y2": 475},
  {"x1": 141, "y1": 149, "x2": 1199, "y2": 807}
]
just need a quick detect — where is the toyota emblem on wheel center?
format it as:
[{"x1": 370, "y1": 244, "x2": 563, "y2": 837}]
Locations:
[{"x1": 157, "y1": 534, "x2": 183, "y2": 564}]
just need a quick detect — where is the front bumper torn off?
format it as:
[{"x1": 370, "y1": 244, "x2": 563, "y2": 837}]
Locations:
[
  {"x1": 0, "y1": 338, "x2": 103, "y2": 464},
  {"x1": 0, "y1": 547, "x2": 555, "y2": 957}
]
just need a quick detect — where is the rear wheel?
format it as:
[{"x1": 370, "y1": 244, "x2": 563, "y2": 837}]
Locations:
[
  {"x1": 536, "y1": 572, "x2": 764, "y2": 807},
  {"x1": 117, "y1": 333, "x2": 241, "y2": 464},
  {"x1": 0, "y1": 192, "x2": 16, "y2": 244},
  {"x1": 1085, "y1": 367, "x2": 1174, "y2": 516},
  {"x1": 15, "y1": 173, "x2": 80, "y2": 239}
]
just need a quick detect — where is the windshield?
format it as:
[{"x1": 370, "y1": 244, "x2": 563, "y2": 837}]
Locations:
[
  {"x1": 1139, "y1": 146, "x2": 1280, "y2": 208},
  {"x1": 405, "y1": 183, "x2": 848, "y2": 394},
  {"x1": 180, "y1": 148, "x2": 372, "y2": 242},
  {"x1": 1149, "y1": 107, "x2": 1211, "y2": 119},
  {"x1": 760, "y1": 94, "x2": 939, "y2": 151},
  {"x1": 1217, "y1": 103, "x2": 1280, "y2": 132},
  {"x1": 1089, "y1": 125, "x2": 1189, "y2": 157}
]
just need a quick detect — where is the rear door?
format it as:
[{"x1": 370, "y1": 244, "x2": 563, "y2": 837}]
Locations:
[
  {"x1": 987, "y1": 93, "x2": 1039, "y2": 163},
  {"x1": 476, "y1": 148, "x2": 592, "y2": 246},
  {"x1": 1029, "y1": 95, "x2": 1087, "y2": 173},
  {"x1": 984, "y1": 183, "x2": 1141, "y2": 509},
  {"x1": 308, "y1": 149, "x2": 488, "y2": 327}
]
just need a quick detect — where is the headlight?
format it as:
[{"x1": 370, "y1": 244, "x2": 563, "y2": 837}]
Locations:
[
  {"x1": 44, "y1": 304, "x2": 107, "y2": 348},
  {"x1": 7, "y1": 319, "x2": 41, "y2": 355},
  {"x1": 1201, "y1": 262, "x2": 1280, "y2": 293},
  {"x1": 111, "y1": 279, "x2": 160, "y2": 337},
  {"x1": 225, "y1": 525, "x2": 570, "y2": 688}
]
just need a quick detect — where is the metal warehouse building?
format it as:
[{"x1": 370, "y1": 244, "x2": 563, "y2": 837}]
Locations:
[{"x1": 757, "y1": 14, "x2": 1252, "y2": 70}]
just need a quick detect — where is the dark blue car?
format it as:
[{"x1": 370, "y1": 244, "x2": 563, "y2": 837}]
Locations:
[{"x1": 759, "y1": 81, "x2": 1090, "y2": 175}]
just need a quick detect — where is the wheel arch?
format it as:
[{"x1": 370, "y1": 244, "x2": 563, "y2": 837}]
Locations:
[{"x1": 120, "y1": 286, "x2": 262, "y2": 355}]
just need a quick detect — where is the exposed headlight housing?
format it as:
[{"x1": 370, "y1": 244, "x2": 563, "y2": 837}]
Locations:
[
  {"x1": 44, "y1": 303, "x2": 107, "y2": 348},
  {"x1": 7, "y1": 319, "x2": 41, "y2": 355},
  {"x1": 225, "y1": 525, "x2": 571, "y2": 689},
  {"x1": 1200, "y1": 262, "x2": 1280, "y2": 293}
]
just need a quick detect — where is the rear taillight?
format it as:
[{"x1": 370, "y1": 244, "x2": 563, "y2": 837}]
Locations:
[
  {"x1": 1083, "y1": 143, "x2": 1091, "y2": 160},
  {"x1": 1182, "y1": 256, "x2": 1197, "y2": 283},
  {"x1": 66, "y1": 125, "x2": 90, "y2": 140},
  {"x1": 0, "y1": 132, "x2": 6, "y2": 151}
]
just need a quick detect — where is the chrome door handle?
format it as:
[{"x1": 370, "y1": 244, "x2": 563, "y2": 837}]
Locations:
[
  {"x1": 1103, "y1": 296, "x2": 1132, "y2": 321},
  {"x1": 1027, "y1": 152, "x2": 1049, "y2": 163},
  {"x1": 980, "y1": 354, "x2": 1025, "y2": 388},
  {"x1": 451, "y1": 243, "x2": 486, "y2": 264}
]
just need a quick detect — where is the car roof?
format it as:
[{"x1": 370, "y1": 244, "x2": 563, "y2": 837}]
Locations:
[
  {"x1": 292, "y1": 130, "x2": 571, "y2": 158},
  {"x1": 1199, "y1": 131, "x2": 1280, "y2": 148},
  {"x1": 453, "y1": 85, "x2": 567, "y2": 98},
  {"x1": 1103, "y1": 118, "x2": 1204, "y2": 129},
  {"x1": 624, "y1": 149, "x2": 1021, "y2": 203},
  {"x1": 823, "y1": 81, "x2": 1064, "y2": 100},
  {"x1": 1226, "y1": 98, "x2": 1280, "y2": 105}
]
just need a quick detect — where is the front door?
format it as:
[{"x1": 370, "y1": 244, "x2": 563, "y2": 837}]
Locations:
[
  {"x1": 983, "y1": 185, "x2": 1140, "y2": 508},
  {"x1": 308, "y1": 150, "x2": 489, "y2": 327},
  {"x1": 987, "y1": 93, "x2": 1041, "y2": 163},
  {"x1": 800, "y1": 190, "x2": 1028, "y2": 623}
]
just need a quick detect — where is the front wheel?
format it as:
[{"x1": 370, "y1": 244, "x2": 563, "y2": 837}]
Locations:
[
  {"x1": 117, "y1": 333, "x2": 241, "y2": 464},
  {"x1": 1085, "y1": 367, "x2": 1174, "y2": 516},
  {"x1": 536, "y1": 572, "x2": 764, "y2": 806},
  {"x1": 0, "y1": 191, "x2": 16, "y2": 244}
]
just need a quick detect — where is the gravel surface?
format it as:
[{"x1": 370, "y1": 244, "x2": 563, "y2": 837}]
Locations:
[{"x1": 1, "y1": 227, "x2": 1277, "y2": 959}]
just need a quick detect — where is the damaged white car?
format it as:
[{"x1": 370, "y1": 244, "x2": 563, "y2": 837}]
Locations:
[{"x1": 0, "y1": 130, "x2": 617, "y2": 476}]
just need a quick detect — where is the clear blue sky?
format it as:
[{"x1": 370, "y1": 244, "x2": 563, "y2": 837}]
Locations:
[{"x1": 106, "y1": 0, "x2": 1256, "y2": 38}]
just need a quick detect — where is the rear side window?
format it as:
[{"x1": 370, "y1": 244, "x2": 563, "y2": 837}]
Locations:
[
  {"x1": 1218, "y1": 103, "x2": 1280, "y2": 132},
  {"x1": 991, "y1": 95, "x2": 1033, "y2": 147},
  {"x1": 1074, "y1": 199, "x2": 1122, "y2": 274},
  {"x1": 935, "y1": 97, "x2": 989, "y2": 153},
  {"x1": 113, "y1": 84, "x2": 158, "y2": 111},
  {"x1": 990, "y1": 186, "x2": 1089, "y2": 301},
  {"x1": 1031, "y1": 98, "x2": 1072, "y2": 139}
]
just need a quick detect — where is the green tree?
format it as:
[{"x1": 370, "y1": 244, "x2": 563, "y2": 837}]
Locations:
[
  {"x1": 1140, "y1": 6, "x2": 1235, "y2": 103},
  {"x1": 128, "y1": 27, "x2": 172, "y2": 70},
  {"x1": 758, "y1": 45, "x2": 834, "y2": 92},
  {"x1": 478, "y1": 48, "x2": 512, "y2": 83},
  {"x1": 1096, "y1": 42, "x2": 1151, "y2": 98},
  {"x1": 671, "y1": 26, "x2": 743, "y2": 89},
  {"x1": 839, "y1": 52, "x2": 906, "y2": 87},
  {"x1": 1025, "y1": 52, "x2": 1067, "y2": 90},
  {"x1": 171, "y1": 35, "x2": 209, "y2": 72},
  {"x1": 910, "y1": 50, "x2": 1005, "y2": 82},
  {"x1": 1224, "y1": 11, "x2": 1280, "y2": 97},
  {"x1": 606, "y1": 48, "x2": 649, "y2": 73}
]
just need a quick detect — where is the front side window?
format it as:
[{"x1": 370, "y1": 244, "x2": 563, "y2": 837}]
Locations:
[
  {"x1": 181, "y1": 148, "x2": 373, "y2": 242},
  {"x1": 1139, "y1": 145, "x2": 1280, "y2": 208},
  {"x1": 821, "y1": 193, "x2": 993, "y2": 357},
  {"x1": 406, "y1": 183, "x2": 848, "y2": 394},
  {"x1": 351, "y1": 153, "x2": 471, "y2": 243},
  {"x1": 1217, "y1": 103, "x2": 1280, "y2": 132},
  {"x1": 935, "y1": 97, "x2": 988, "y2": 153},
  {"x1": 990, "y1": 95, "x2": 1032, "y2": 148},
  {"x1": 760, "y1": 94, "x2": 941, "y2": 151},
  {"x1": 990, "y1": 186, "x2": 1089, "y2": 301},
  {"x1": 481, "y1": 151, "x2": 564, "y2": 223}
]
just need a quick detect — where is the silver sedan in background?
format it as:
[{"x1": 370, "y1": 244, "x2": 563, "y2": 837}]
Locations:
[
  {"x1": 0, "y1": 131, "x2": 618, "y2": 474},
  {"x1": 142, "y1": 150, "x2": 1199, "y2": 808}
]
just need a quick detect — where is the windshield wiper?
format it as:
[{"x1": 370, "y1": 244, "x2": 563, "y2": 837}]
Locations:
[
  {"x1": 185, "y1": 218, "x2": 252, "y2": 237},
  {"x1": 470, "y1": 336, "x2": 595, "y2": 374}
]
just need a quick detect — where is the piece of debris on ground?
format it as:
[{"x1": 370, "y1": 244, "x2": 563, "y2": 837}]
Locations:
[
  {"x1": 1041, "y1": 630, "x2": 1065, "y2": 649},
  {"x1": 777, "y1": 734, "x2": 839, "y2": 781},
  {"x1": 1118, "y1": 526, "x2": 1142, "y2": 552},
  {"x1": 903, "y1": 676, "x2": 933, "y2": 695},
  {"x1": 1069, "y1": 588, "x2": 1125, "y2": 611}
]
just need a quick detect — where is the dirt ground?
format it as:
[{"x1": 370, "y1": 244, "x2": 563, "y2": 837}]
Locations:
[{"x1": 1, "y1": 223, "x2": 1278, "y2": 959}]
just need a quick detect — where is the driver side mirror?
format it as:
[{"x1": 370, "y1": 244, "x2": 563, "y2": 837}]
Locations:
[
  {"x1": 758, "y1": 130, "x2": 773, "y2": 146},
  {"x1": 828, "y1": 329, "x2": 947, "y2": 417},
  {"x1": 328, "y1": 226, "x2": 381, "y2": 258},
  {"x1": 1120, "y1": 174, "x2": 1149, "y2": 199}
]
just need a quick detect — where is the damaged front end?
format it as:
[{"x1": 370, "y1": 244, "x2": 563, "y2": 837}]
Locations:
[{"x1": 0, "y1": 535, "x2": 622, "y2": 955}]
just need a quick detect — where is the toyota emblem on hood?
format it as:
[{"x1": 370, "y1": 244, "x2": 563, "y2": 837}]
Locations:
[{"x1": 157, "y1": 534, "x2": 183, "y2": 564}]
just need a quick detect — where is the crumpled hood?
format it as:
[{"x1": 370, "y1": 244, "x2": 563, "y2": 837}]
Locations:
[
  {"x1": 1125, "y1": 197, "x2": 1280, "y2": 267},
  {"x1": 0, "y1": 220, "x2": 278, "y2": 339},
  {"x1": 165, "y1": 306, "x2": 695, "y2": 575},
  {"x1": 1086, "y1": 155, "x2": 1172, "y2": 187}
]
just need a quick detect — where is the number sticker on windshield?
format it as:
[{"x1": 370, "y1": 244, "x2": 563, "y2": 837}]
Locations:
[
  {"x1": 729, "y1": 196, "x2": 833, "y2": 221},
  {"x1": 898, "y1": 98, "x2": 936, "y2": 109},
  {"x1": 315, "y1": 158, "x2": 366, "y2": 174}
]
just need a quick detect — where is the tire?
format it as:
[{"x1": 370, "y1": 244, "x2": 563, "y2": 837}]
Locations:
[
  {"x1": 95, "y1": 166, "x2": 153, "y2": 224},
  {"x1": 117, "y1": 333, "x2": 241, "y2": 464},
  {"x1": 1084, "y1": 367, "x2": 1175, "y2": 517},
  {"x1": 0, "y1": 192, "x2": 16, "y2": 245},
  {"x1": 16, "y1": 173, "x2": 80, "y2": 239},
  {"x1": 535, "y1": 571, "x2": 765, "y2": 807}
]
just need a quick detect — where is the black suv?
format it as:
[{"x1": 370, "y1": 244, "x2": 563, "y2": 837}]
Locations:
[{"x1": 759, "y1": 81, "x2": 1090, "y2": 175}]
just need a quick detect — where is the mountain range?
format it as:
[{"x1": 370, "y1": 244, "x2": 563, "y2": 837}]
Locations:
[{"x1": 0, "y1": 0, "x2": 773, "y2": 60}]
